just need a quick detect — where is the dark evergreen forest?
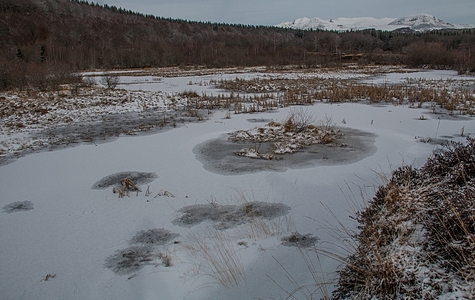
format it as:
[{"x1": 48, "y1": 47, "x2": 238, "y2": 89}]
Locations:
[{"x1": 1, "y1": 0, "x2": 474, "y2": 90}]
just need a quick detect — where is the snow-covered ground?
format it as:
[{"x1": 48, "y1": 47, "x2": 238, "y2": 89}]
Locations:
[
  {"x1": 0, "y1": 69, "x2": 474, "y2": 300},
  {"x1": 361, "y1": 69, "x2": 475, "y2": 84}
]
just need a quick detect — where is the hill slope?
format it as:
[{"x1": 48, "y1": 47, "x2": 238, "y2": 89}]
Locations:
[{"x1": 389, "y1": 13, "x2": 455, "y2": 30}]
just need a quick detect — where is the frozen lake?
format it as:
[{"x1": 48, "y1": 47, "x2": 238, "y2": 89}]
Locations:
[{"x1": 1, "y1": 69, "x2": 474, "y2": 300}]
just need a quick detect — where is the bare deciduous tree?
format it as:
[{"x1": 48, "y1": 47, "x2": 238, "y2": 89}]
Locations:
[
  {"x1": 100, "y1": 73, "x2": 120, "y2": 89},
  {"x1": 285, "y1": 107, "x2": 317, "y2": 132}
]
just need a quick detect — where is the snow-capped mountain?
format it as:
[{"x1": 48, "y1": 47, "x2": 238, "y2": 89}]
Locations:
[
  {"x1": 388, "y1": 14, "x2": 454, "y2": 30},
  {"x1": 276, "y1": 14, "x2": 472, "y2": 32}
]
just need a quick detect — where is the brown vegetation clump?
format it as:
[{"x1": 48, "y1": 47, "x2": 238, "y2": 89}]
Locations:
[
  {"x1": 215, "y1": 75, "x2": 474, "y2": 115},
  {"x1": 230, "y1": 108, "x2": 342, "y2": 159},
  {"x1": 113, "y1": 177, "x2": 141, "y2": 198},
  {"x1": 333, "y1": 138, "x2": 475, "y2": 299}
]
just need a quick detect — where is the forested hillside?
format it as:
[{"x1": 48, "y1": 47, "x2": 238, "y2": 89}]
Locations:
[{"x1": 1, "y1": 0, "x2": 475, "y2": 90}]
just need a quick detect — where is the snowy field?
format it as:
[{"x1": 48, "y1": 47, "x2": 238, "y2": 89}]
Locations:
[{"x1": 0, "y1": 68, "x2": 474, "y2": 299}]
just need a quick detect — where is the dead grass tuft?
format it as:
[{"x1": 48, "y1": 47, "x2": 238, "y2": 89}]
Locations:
[{"x1": 184, "y1": 228, "x2": 246, "y2": 288}]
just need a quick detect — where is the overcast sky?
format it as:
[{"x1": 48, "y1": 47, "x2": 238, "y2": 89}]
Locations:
[{"x1": 97, "y1": 0, "x2": 474, "y2": 26}]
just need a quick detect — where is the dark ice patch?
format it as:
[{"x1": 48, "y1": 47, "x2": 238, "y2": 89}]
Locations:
[
  {"x1": 104, "y1": 245, "x2": 158, "y2": 275},
  {"x1": 92, "y1": 171, "x2": 158, "y2": 189},
  {"x1": 105, "y1": 228, "x2": 178, "y2": 275},
  {"x1": 281, "y1": 232, "x2": 318, "y2": 248},
  {"x1": 172, "y1": 201, "x2": 290, "y2": 229},
  {"x1": 2, "y1": 201, "x2": 34, "y2": 214},
  {"x1": 130, "y1": 228, "x2": 179, "y2": 245},
  {"x1": 417, "y1": 137, "x2": 451, "y2": 146},
  {"x1": 247, "y1": 118, "x2": 273, "y2": 123}
]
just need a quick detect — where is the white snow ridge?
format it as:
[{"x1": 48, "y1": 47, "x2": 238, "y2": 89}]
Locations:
[
  {"x1": 276, "y1": 13, "x2": 474, "y2": 32},
  {"x1": 388, "y1": 13, "x2": 454, "y2": 30}
]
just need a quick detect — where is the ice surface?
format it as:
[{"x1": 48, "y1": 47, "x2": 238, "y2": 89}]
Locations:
[{"x1": 0, "y1": 69, "x2": 474, "y2": 300}]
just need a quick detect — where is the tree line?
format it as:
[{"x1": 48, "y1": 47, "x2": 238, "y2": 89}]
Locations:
[{"x1": 1, "y1": 0, "x2": 474, "y2": 91}]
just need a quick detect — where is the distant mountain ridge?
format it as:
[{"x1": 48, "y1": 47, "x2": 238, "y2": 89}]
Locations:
[
  {"x1": 388, "y1": 14, "x2": 454, "y2": 30},
  {"x1": 276, "y1": 14, "x2": 474, "y2": 32}
]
